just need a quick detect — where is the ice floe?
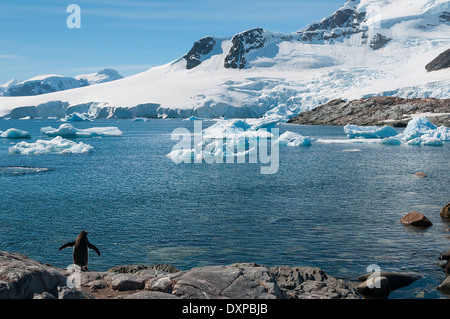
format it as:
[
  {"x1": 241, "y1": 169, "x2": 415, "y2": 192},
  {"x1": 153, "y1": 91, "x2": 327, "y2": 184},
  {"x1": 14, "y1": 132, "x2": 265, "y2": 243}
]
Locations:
[
  {"x1": 40, "y1": 123, "x2": 123, "y2": 138},
  {"x1": 0, "y1": 128, "x2": 31, "y2": 139},
  {"x1": 9, "y1": 136, "x2": 94, "y2": 155},
  {"x1": 277, "y1": 131, "x2": 312, "y2": 147},
  {"x1": 344, "y1": 124, "x2": 398, "y2": 139},
  {"x1": 320, "y1": 117, "x2": 448, "y2": 147}
]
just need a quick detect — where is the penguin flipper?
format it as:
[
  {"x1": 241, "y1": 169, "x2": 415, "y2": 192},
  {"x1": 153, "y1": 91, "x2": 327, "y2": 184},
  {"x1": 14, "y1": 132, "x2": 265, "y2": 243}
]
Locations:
[
  {"x1": 59, "y1": 241, "x2": 75, "y2": 251},
  {"x1": 88, "y1": 242, "x2": 100, "y2": 256}
]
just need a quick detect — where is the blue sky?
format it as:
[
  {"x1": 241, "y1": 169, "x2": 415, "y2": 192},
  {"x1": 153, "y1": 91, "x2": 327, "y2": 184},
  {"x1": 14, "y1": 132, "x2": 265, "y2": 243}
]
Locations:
[{"x1": 0, "y1": 0, "x2": 345, "y2": 83}]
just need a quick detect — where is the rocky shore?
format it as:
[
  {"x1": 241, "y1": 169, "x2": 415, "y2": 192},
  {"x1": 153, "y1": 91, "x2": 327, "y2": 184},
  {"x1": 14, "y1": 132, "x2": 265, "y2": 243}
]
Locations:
[
  {"x1": 2, "y1": 249, "x2": 439, "y2": 299},
  {"x1": 287, "y1": 97, "x2": 450, "y2": 127},
  {"x1": 0, "y1": 251, "x2": 362, "y2": 299}
]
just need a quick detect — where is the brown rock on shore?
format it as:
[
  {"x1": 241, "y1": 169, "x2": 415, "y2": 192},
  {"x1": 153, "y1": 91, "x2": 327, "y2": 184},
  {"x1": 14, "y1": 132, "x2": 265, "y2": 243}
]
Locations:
[
  {"x1": 400, "y1": 212, "x2": 433, "y2": 228},
  {"x1": 440, "y1": 203, "x2": 450, "y2": 220}
]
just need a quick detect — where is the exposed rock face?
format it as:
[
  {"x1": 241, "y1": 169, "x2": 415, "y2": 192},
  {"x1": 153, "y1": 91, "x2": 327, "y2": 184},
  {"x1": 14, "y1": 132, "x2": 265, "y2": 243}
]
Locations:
[
  {"x1": 183, "y1": 37, "x2": 217, "y2": 70},
  {"x1": 440, "y1": 203, "x2": 450, "y2": 220},
  {"x1": 400, "y1": 212, "x2": 433, "y2": 228},
  {"x1": 0, "y1": 251, "x2": 360, "y2": 299},
  {"x1": 426, "y1": 48, "x2": 450, "y2": 72},
  {"x1": 357, "y1": 272, "x2": 422, "y2": 292},
  {"x1": 0, "y1": 252, "x2": 67, "y2": 299},
  {"x1": 287, "y1": 97, "x2": 450, "y2": 126},
  {"x1": 369, "y1": 33, "x2": 392, "y2": 50},
  {"x1": 299, "y1": 4, "x2": 366, "y2": 42},
  {"x1": 224, "y1": 29, "x2": 266, "y2": 69}
]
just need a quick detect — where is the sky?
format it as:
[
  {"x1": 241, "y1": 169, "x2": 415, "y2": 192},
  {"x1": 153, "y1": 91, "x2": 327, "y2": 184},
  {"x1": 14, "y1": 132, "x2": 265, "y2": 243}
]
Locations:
[{"x1": 0, "y1": 0, "x2": 345, "y2": 83}]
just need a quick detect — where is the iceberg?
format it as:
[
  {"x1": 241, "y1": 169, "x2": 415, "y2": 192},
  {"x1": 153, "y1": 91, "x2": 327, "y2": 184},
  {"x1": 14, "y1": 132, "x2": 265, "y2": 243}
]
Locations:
[
  {"x1": 9, "y1": 136, "x2": 94, "y2": 155},
  {"x1": 277, "y1": 131, "x2": 312, "y2": 147},
  {"x1": 40, "y1": 123, "x2": 123, "y2": 138},
  {"x1": 406, "y1": 136, "x2": 443, "y2": 146},
  {"x1": 0, "y1": 128, "x2": 31, "y2": 139},
  {"x1": 402, "y1": 117, "x2": 437, "y2": 140},
  {"x1": 343, "y1": 124, "x2": 399, "y2": 139}
]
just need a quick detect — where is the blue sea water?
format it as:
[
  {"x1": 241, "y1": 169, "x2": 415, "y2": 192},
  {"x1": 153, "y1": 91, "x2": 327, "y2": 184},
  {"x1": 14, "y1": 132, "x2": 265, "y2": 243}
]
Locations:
[{"x1": 0, "y1": 118, "x2": 449, "y2": 299}]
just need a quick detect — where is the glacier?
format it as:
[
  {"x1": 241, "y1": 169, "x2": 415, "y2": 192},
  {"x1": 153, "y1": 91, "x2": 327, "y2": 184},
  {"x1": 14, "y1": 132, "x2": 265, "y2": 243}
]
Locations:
[
  {"x1": 40, "y1": 123, "x2": 123, "y2": 138},
  {"x1": 9, "y1": 136, "x2": 94, "y2": 155},
  {"x1": 0, "y1": 0, "x2": 448, "y2": 121}
]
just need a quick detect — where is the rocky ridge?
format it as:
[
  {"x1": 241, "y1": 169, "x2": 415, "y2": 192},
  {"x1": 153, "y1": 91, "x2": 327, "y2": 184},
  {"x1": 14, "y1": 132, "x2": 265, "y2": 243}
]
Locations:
[{"x1": 287, "y1": 97, "x2": 450, "y2": 126}]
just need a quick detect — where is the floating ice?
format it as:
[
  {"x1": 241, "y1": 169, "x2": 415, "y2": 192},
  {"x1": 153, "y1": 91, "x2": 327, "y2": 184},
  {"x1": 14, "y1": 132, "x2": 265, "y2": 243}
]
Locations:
[
  {"x1": 62, "y1": 112, "x2": 92, "y2": 122},
  {"x1": 344, "y1": 124, "x2": 398, "y2": 139},
  {"x1": 183, "y1": 116, "x2": 202, "y2": 121},
  {"x1": 433, "y1": 126, "x2": 450, "y2": 141},
  {"x1": 9, "y1": 136, "x2": 94, "y2": 155},
  {"x1": 406, "y1": 135, "x2": 443, "y2": 146},
  {"x1": 277, "y1": 131, "x2": 311, "y2": 147},
  {"x1": 0, "y1": 128, "x2": 31, "y2": 139},
  {"x1": 41, "y1": 123, "x2": 123, "y2": 138},
  {"x1": 0, "y1": 166, "x2": 50, "y2": 175},
  {"x1": 402, "y1": 117, "x2": 437, "y2": 140}
]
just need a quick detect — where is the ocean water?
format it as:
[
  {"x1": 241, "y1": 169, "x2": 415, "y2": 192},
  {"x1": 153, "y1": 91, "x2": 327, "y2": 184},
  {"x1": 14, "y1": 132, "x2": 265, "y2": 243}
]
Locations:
[{"x1": 0, "y1": 118, "x2": 449, "y2": 299}]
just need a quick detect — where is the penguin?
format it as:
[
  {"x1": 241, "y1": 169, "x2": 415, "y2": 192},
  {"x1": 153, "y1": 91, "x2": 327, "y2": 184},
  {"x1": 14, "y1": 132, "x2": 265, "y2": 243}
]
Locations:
[
  {"x1": 438, "y1": 249, "x2": 450, "y2": 273},
  {"x1": 59, "y1": 231, "x2": 100, "y2": 270}
]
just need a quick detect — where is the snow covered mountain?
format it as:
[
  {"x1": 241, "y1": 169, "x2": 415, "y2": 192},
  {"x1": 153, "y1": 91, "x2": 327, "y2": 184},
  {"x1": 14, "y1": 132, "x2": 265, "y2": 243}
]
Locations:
[
  {"x1": 0, "y1": 0, "x2": 448, "y2": 120},
  {"x1": 0, "y1": 69, "x2": 123, "y2": 97},
  {"x1": 75, "y1": 69, "x2": 123, "y2": 85}
]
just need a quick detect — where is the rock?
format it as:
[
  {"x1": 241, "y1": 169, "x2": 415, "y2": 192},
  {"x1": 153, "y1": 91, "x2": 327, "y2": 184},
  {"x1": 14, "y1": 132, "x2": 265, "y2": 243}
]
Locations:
[
  {"x1": 400, "y1": 212, "x2": 433, "y2": 227},
  {"x1": 85, "y1": 279, "x2": 108, "y2": 290},
  {"x1": 414, "y1": 172, "x2": 427, "y2": 178},
  {"x1": 107, "y1": 264, "x2": 180, "y2": 274},
  {"x1": 425, "y1": 48, "x2": 450, "y2": 72},
  {"x1": 437, "y1": 276, "x2": 450, "y2": 294},
  {"x1": 0, "y1": 251, "x2": 67, "y2": 299},
  {"x1": 32, "y1": 291, "x2": 57, "y2": 299},
  {"x1": 287, "y1": 97, "x2": 450, "y2": 127},
  {"x1": 109, "y1": 274, "x2": 149, "y2": 292},
  {"x1": 440, "y1": 203, "x2": 450, "y2": 220},
  {"x1": 439, "y1": 250, "x2": 450, "y2": 273},
  {"x1": 357, "y1": 272, "x2": 422, "y2": 291},
  {"x1": 58, "y1": 286, "x2": 94, "y2": 299},
  {"x1": 118, "y1": 291, "x2": 181, "y2": 299},
  {"x1": 270, "y1": 266, "x2": 360, "y2": 299},
  {"x1": 0, "y1": 251, "x2": 361, "y2": 299},
  {"x1": 356, "y1": 276, "x2": 391, "y2": 297}
]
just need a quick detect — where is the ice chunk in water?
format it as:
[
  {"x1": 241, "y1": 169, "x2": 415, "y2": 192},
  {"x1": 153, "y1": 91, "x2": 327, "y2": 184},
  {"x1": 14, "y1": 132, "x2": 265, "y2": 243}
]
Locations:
[
  {"x1": 9, "y1": 136, "x2": 94, "y2": 155},
  {"x1": 41, "y1": 123, "x2": 123, "y2": 138},
  {"x1": 0, "y1": 128, "x2": 31, "y2": 139}
]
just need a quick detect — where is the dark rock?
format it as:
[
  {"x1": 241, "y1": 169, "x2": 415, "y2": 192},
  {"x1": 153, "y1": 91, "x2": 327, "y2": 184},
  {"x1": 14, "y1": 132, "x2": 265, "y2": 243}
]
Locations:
[
  {"x1": 440, "y1": 203, "x2": 450, "y2": 220},
  {"x1": 369, "y1": 33, "x2": 392, "y2": 50},
  {"x1": 440, "y1": 12, "x2": 450, "y2": 22},
  {"x1": 426, "y1": 48, "x2": 450, "y2": 72},
  {"x1": 356, "y1": 276, "x2": 391, "y2": 297},
  {"x1": 224, "y1": 29, "x2": 265, "y2": 69},
  {"x1": 183, "y1": 37, "x2": 217, "y2": 70},
  {"x1": 357, "y1": 272, "x2": 422, "y2": 291},
  {"x1": 400, "y1": 212, "x2": 433, "y2": 228},
  {"x1": 437, "y1": 276, "x2": 450, "y2": 294},
  {"x1": 439, "y1": 250, "x2": 450, "y2": 273}
]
